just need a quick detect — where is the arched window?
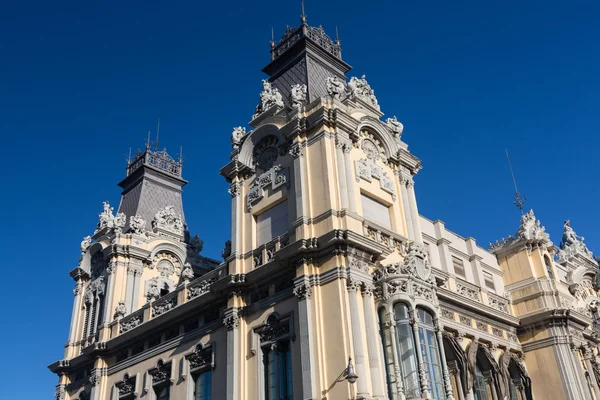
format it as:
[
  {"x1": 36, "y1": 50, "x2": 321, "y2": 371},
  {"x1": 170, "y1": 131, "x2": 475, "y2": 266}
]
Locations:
[
  {"x1": 379, "y1": 303, "x2": 447, "y2": 399},
  {"x1": 417, "y1": 308, "x2": 445, "y2": 399},
  {"x1": 544, "y1": 256, "x2": 554, "y2": 280}
]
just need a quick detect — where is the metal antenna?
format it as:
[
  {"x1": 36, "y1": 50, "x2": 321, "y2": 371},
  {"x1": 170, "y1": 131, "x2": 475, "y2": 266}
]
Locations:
[
  {"x1": 335, "y1": 26, "x2": 340, "y2": 43},
  {"x1": 155, "y1": 117, "x2": 160, "y2": 151},
  {"x1": 127, "y1": 147, "x2": 132, "y2": 165},
  {"x1": 301, "y1": 0, "x2": 307, "y2": 23},
  {"x1": 146, "y1": 131, "x2": 151, "y2": 150},
  {"x1": 179, "y1": 145, "x2": 183, "y2": 164},
  {"x1": 270, "y1": 27, "x2": 275, "y2": 47},
  {"x1": 506, "y1": 150, "x2": 526, "y2": 214}
]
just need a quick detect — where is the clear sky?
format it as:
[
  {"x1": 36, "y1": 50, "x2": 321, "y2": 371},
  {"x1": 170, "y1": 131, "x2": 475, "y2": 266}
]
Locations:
[{"x1": 0, "y1": 0, "x2": 598, "y2": 397}]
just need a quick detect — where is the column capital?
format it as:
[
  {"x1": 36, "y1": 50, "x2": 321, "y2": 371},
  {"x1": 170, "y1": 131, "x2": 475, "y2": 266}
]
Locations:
[{"x1": 223, "y1": 307, "x2": 240, "y2": 331}]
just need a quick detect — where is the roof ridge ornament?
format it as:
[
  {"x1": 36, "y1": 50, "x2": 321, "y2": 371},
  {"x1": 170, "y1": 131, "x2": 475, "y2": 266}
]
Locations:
[
  {"x1": 489, "y1": 209, "x2": 552, "y2": 251},
  {"x1": 557, "y1": 219, "x2": 593, "y2": 262}
]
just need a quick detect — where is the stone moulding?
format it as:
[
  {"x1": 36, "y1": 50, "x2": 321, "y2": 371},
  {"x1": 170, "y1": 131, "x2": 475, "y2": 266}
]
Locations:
[
  {"x1": 120, "y1": 311, "x2": 143, "y2": 334},
  {"x1": 456, "y1": 279, "x2": 481, "y2": 302},
  {"x1": 246, "y1": 165, "x2": 289, "y2": 211},
  {"x1": 152, "y1": 292, "x2": 178, "y2": 318}
]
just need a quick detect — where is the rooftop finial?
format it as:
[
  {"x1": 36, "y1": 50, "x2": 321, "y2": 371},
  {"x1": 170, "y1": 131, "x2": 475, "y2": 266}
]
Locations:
[
  {"x1": 270, "y1": 27, "x2": 275, "y2": 47},
  {"x1": 301, "y1": 0, "x2": 307, "y2": 23},
  {"x1": 335, "y1": 26, "x2": 340, "y2": 45},
  {"x1": 155, "y1": 117, "x2": 161, "y2": 151},
  {"x1": 146, "y1": 131, "x2": 151, "y2": 150},
  {"x1": 179, "y1": 145, "x2": 183, "y2": 164},
  {"x1": 506, "y1": 150, "x2": 526, "y2": 214}
]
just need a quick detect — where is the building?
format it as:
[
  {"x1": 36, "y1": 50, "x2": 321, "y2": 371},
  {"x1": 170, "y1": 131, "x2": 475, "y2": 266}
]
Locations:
[{"x1": 49, "y1": 13, "x2": 600, "y2": 400}]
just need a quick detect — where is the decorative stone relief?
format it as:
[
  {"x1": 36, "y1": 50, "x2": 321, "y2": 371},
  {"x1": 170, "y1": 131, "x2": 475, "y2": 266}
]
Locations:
[
  {"x1": 146, "y1": 279, "x2": 161, "y2": 303},
  {"x1": 290, "y1": 83, "x2": 307, "y2": 110},
  {"x1": 441, "y1": 309, "x2": 454, "y2": 320},
  {"x1": 386, "y1": 116, "x2": 404, "y2": 139},
  {"x1": 113, "y1": 213, "x2": 126, "y2": 233},
  {"x1": 129, "y1": 214, "x2": 146, "y2": 234},
  {"x1": 223, "y1": 312, "x2": 240, "y2": 330},
  {"x1": 255, "y1": 314, "x2": 291, "y2": 345},
  {"x1": 231, "y1": 126, "x2": 247, "y2": 150},
  {"x1": 152, "y1": 295, "x2": 177, "y2": 317},
  {"x1": 228, "y1": 182, "x2": 241, "y2": 197},
  {"x1": 488, "y1": 295, "x2": 510, "y2": 313},
  {"x1": 152, "y1": 205, "x2": 184, "y2": 235},
  {"x1": 355, "y1": 158, "x2": 396, "y2": 200},
  {"x1": 289, "y1": 142, "x2": 303, "y2": 158},
  {"x1": 459, "y1": 315, "x2": 472, "y2": 326},
  {"x1": 476, "y1": 321, "x2": 488, "y2": 332},
  {"x1": 326, "y1": 76, "x2": 345, "y2": 99},
  {"x1": 293, "y1": 281, "x2": 312, "y2": 300},
  {"x1": 115, "y1": 374, "x2": 135, "y2": 397},
  {"x1": 247, "y1": 165, "x2": 289, "y2": 211},
  {"x1": 253, "y1": 80, "x2": 284, "y2": 119},
  {"x1": 186, "y1": 345, "x2": 214, "y2": 371},
  {"x1": 348, "y1": 75, "x2": 379, "y2": 110},
  {"x1": 148, "y1": 361, "x2": 171, "y2": 385},
  {"x1": 113, "y1": 300, "x2": 127, "y2": 320},
  {"x1": 120, "y1": 313, "x2": 142, "y2": 333},
  {"x1": 492, "y1": 327, "x2": 504, "y2": 338},
  {"x1": 80, "y1": 236, "x2": 92, "y2": 254},
  {"x1": 456, "y1": 281, "x2": 481, "y2": 302}
]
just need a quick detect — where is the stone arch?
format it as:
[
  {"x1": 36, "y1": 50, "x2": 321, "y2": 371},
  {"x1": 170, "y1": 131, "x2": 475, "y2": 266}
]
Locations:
[
  {"x1": 237, "y1": 123, "x2": 283, "y2": 169},
  {"x1": 149, "y1": 242, "x2": 186, "y2": 266},
  {"x1": 442, "y1": 332, "x2": 469, "y2": 396},
  {"x1": 356, "y1": 119, "x2": 397, "y2": 161}
]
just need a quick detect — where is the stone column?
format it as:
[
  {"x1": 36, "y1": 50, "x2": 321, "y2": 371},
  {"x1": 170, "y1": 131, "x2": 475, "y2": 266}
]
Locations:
[
  {"x1": 347, "y1": 278, "x2": 369, "y2": 397},
  {"x1": 89, "y1": 367, "x2": 105, "y2": 400},
  {"x1": 362, "y1": 285, "x2": 385, "y2": 398},
  {"x1": 291, "y1": 142, "x2": 308, "y2": 225},
  {"x1": 294, "y1": 278, "x2": 316, "y2": 400},
  {"x1": 397, "y1": 172, "x2": 415, "y2": 241},
  {"x1": 228, "y1": 180, "x2": 242, "y2": 256},
  {"x1": 436, "y1": 328, "x2": 455, "y2": 400},
  {"x1": 68, "y1": 279, "x2": 84, "y2": 345},
  {"x1": 405, "y1": 177, "x2": 422, "y2": 244},
  {"x1": 102, "y1": 262, "x2": 117, "y2": 323},
  {"x1": 388, "y1": 320, "x2": 406, "y2": 399},
  {"x1": 335, "y1": 140, "x2": 349, "y2": 210},
  {"x1": 224, "y1": 308, "x2": 240, "y2": 400},
  {"x1": 411, "y1": 310, "x2": 431, "y2": 399},
  {"x1": 343, "y1": 144, "x2": 357, "y2": 212}
]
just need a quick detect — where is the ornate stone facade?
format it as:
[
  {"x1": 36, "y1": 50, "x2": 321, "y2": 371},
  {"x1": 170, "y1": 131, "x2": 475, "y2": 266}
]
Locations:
[{"x1": 50, "y1": 13, "x2": 597, "y2": 400}]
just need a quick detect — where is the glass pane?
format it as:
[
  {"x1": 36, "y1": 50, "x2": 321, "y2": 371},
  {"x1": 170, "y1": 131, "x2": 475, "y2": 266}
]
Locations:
[
  {"x1": 474, "y1": 366, "x2": 489, "y2": 400},
  {"x1": 195, "y1": 371, "x2": 212, "y2": 400},
  {"x1": 285, "y1": 347, "x2": 293, "y2": 399},
  {"x1": 396, "y1": 323, "x2": 420, "y2": 398},
  {"x1": 394, "y1": 303, "x2": 409, "y2": 321},
  {"x1": 156, "y1": 387, "x2": 170, "y2": 400},
  {"x1": 266, "y1": 350, "x2": 277, "y2": 400}
]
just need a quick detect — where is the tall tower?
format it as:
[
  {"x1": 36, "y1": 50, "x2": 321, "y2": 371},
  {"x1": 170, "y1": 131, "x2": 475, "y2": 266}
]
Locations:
[
  {"x1": 220, "y1": 13, "x2": 428, "y2": 400},
  {"x1": 50, "y1": 143, "x2": 218, "y2": 400}
]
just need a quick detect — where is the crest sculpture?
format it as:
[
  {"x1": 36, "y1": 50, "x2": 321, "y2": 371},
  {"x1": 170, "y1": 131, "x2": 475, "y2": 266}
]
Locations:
[
  {"x1": 290, "y1": 83, "x2": 307, "y2": 110},
  {"x1": 230, "y1": 126, "x2": 247, "y2": 150},
  {"x1": 129, "y1": 214, "x2": 146, "y2": 234},
  {"x1": 80, "y1": 236, "x2": 92, "y2": 254},
  {"x1": 326, "y1": 76, "x2": 345, "y2": 99},
  {"x1": 95, "y1": 201, "x2": 126, "y2": 234},
  {"x1": 557, "y1": 219, "x2": 593, "y2": 261},
  {"x1": 253, "y1": 80, "x2": 284, "y2": 119},
  {"x1": 152, "y1": 205, "x2": 184, "y2": 235},
  {"x1": 489, "y1": 209, "x2": 552, "y2": 251},
  {"x1": 386, "y1": 116, "x2": 404, "y2": 139},
  {"x1": 348, "y1": 75, "x2": 380, "y2": 110}
]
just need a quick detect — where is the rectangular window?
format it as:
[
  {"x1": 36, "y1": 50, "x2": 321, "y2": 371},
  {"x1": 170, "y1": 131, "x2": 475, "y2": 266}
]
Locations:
[
  {"x1": 256, "y1": 201, "x2": 289, "y2": 246},
  {"x1": 482, "y1": 271, "x2": 495, "y2": 291},
  {"x1": 194, "y1": 371, "x2": 212, "y2": 400},
  {"x1": 361, "y1": 193, "x2": 392, "y2": 230},
  {"x1": 452, "y1": 256, "x2": 466, "y2": 278},
  {"x1": 263, "y1": 341, "x2": 293, "y2": 400}
]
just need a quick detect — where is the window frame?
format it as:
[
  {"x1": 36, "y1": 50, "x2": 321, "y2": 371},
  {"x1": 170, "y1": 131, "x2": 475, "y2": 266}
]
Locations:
[
  {"x1": 360, "y1": 192, "x2": 393, "y2": 231},
  {"x1": 452, "y1": 256, "x2": 466, "y2": 279}
]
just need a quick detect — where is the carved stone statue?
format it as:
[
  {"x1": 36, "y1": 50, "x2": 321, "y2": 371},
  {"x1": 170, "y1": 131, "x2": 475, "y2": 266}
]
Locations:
[
  {"x1": 152, "y1": 205, "x2": 184, "y2": 235},
  {"x1": 222, "y1": 240, "x2": 232, "y2": 259},
  {"x1": 129, "y1": 214, "x2": 146, "y2": 234},
  {"x1": 348, "y1": 75, "x2": 379, "y2": 110},
  {"x1": 326, "y1": 76, "x2": 345, "y2": 99},
  {"x1": 146, "y1": 280, "x2": 161, "y2": 303},
  {"x1": 253, "y1": 80, "x2": 284, "y2": 118},
  {"x1": 80, "y1": 236, "x2": 92, "y2": 254},
  {"x1": 96, "y1": 201, "x2": 115, "y2": 232},
  {"x1": 559, "y1": 219, "x2": 592, "y2": 258},
  {"x1": 386, "y1": 116, "x2": 404, "y2": 139},
  {"x1": 231, "y1": 126, "x2": 247, "y2": 149},
  {"x1": 181, "y1": 263, "x2": 194, "y2": 282},
  {"x1": 190, "y1": 234, "x2": 204, "y2": 253},
  {"x1": 113, "y1": 213, "x2": 126, "y2": 233},
  {"x1": 113, "y1": 300, "x2": 127, "y2": 320},
  {"x1": 290, "y1": 83, "x2": 307, "y2": 110}
]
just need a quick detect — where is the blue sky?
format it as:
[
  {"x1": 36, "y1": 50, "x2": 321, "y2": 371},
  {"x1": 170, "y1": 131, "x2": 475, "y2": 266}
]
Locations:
[{"x1": 1, "y1": 0, "x2": 598, "y2": 397}]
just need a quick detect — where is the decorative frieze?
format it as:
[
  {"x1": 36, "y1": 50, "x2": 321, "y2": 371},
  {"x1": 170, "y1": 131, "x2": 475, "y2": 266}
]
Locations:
[
  {"x1": 492, "y1": 327, "x2": 504, "y2": 338},
  {"x1": 488, "y1": 293, "x2": 510, "y2": 313},
  {"x1": 152, "y1": 294, "x2": 177, "y2": 317},
  {"x1": 120, "y1": 312, "x2": 143, "y2": 334},
  {"x1": 459, "y1": 315, "x2": 472, "y2": 326},
  {"x1": 456, "y1": 280, "x2": 481, "y2": 302},
  {"x1": 476, "y1": 321, "x2": 488, "y2": 332},
  {"x1": 355, "y1": 158, "x2": 396, "y2": 200},
  {"x1": 441, "y1": 309, "x2": 454, "y2": 320}
]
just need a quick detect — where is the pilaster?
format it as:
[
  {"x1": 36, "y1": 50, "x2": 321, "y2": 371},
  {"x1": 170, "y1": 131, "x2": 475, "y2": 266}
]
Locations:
[{"x1": 294, "y1": 276, "x2": 316, "y2": 400}]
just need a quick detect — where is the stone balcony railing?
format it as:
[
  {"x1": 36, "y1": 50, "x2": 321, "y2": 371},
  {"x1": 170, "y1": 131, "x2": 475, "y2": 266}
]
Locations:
[{"x1": 112, "y1": 267, "x2": 225, "y2": 338}]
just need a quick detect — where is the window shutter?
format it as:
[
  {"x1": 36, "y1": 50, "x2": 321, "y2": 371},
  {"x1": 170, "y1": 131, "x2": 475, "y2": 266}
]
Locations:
[
  {"x1": 361, "y1": 194, "x2": 392, "y2": 230},
  {"x1": 452, "y1": 256, "x2": 466, "y2": 278},
  {"x1": 256, "y1": 201, "x2": 289, "y2": 246}
]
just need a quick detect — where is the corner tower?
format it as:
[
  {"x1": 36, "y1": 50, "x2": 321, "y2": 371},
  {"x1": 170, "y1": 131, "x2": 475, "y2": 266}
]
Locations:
[{"x1": 220, "y1": 14, "x2": 434, "y2": 400}]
